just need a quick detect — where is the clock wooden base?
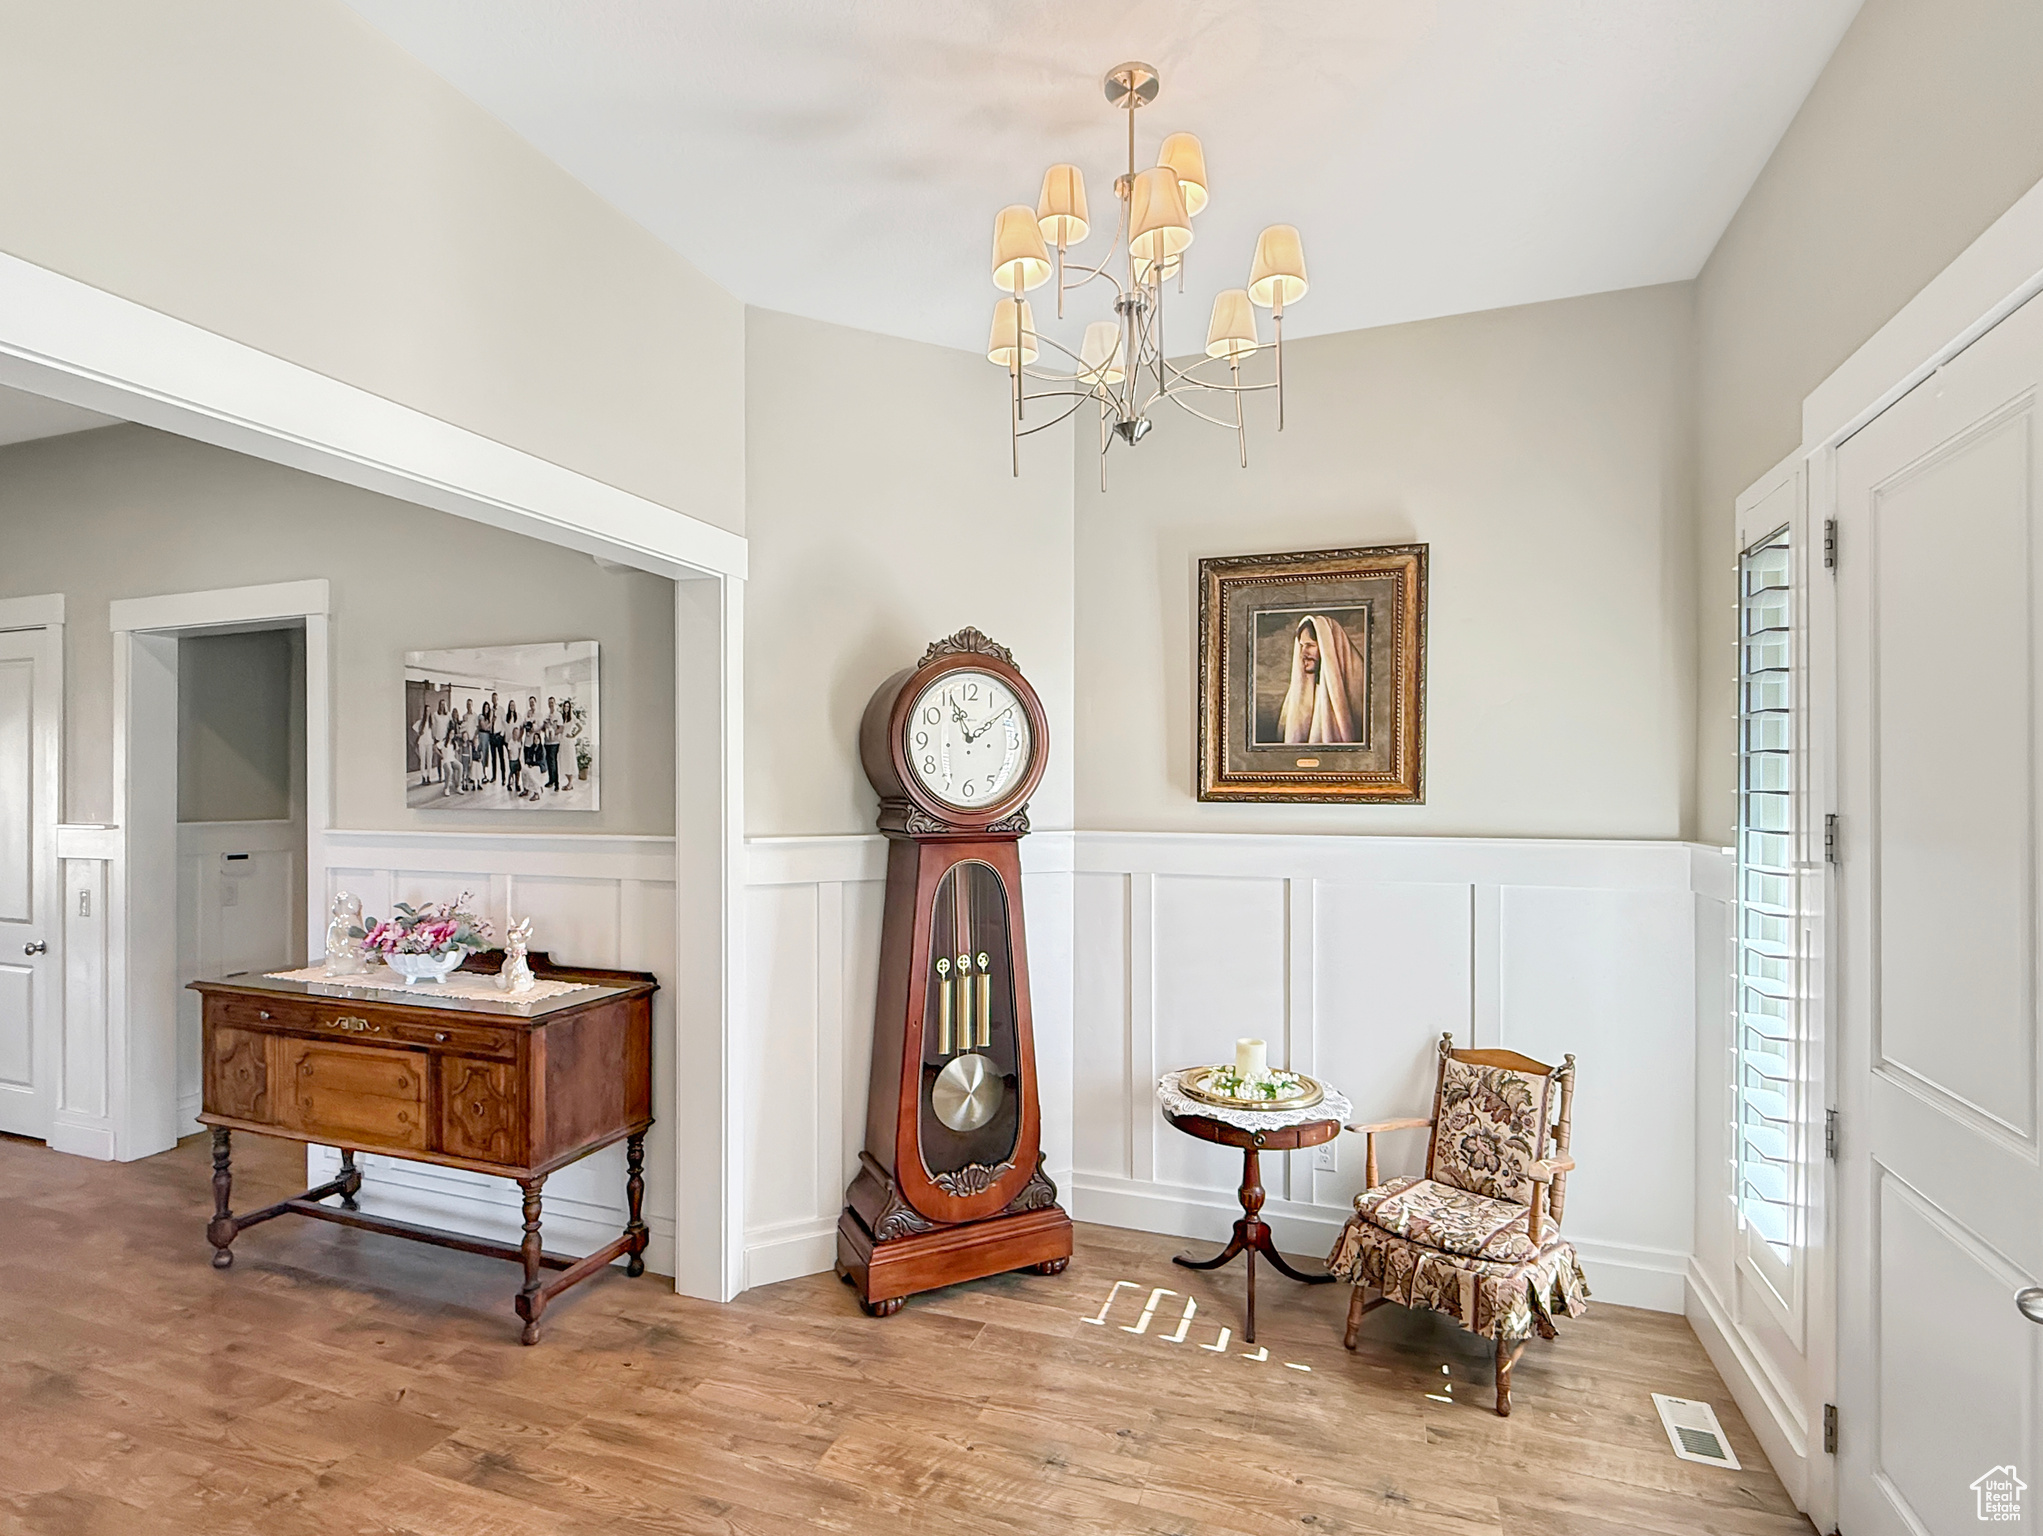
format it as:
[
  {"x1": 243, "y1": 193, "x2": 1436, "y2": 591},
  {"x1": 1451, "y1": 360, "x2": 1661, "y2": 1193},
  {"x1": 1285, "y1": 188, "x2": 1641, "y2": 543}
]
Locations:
[{"x1": 835, "y1": 1151, "x2": 1072, "y2": 1315}]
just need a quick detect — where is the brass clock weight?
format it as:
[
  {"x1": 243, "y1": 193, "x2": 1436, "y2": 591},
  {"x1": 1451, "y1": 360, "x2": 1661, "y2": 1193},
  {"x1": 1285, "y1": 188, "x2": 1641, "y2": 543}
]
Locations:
[{"x1": 835, "y1": 628, "x2": 1073, "y2": 1314}]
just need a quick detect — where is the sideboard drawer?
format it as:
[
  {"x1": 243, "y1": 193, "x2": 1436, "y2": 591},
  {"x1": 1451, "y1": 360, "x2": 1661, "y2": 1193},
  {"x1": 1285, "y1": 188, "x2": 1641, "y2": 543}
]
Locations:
[
  {"x1": 276, "y1": 1038, "x2": 428, "y2": 1152},
  {"x1": 213, "y1": 991, "x2": 516, "y2": 1060}
]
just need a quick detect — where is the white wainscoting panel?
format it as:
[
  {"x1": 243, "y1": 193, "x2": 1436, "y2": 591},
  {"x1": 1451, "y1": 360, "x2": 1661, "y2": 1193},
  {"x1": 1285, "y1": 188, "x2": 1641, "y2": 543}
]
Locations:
[
  {"x1": 50, "y1": 824, "x2": 119, "y2": 1160},
  {"x1": 1068, "y1": 832, "x2": 1724, "y2": 1314},
  {"x1": 305, "y1": 830, "x2": 680, "y2": 1278}
]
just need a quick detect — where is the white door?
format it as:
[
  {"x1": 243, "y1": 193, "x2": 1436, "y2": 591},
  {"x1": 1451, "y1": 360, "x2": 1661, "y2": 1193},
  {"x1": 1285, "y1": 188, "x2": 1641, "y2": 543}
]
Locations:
[
  {"x1": 0, "y1": 625, "x2": 61, "y2": 1138},
  {"x1": 1835, "y1": 292, "x2": 2043, "y2": 1534}
]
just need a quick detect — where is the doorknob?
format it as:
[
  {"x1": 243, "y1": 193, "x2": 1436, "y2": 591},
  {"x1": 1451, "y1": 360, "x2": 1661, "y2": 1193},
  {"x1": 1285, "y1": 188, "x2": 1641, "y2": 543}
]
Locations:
[
  {"x1": 2018, "y1": 1287, "x2": 2043, "y2": 1324},
  {"x1": 22, "y1": 941, "x2": 45, "y2": 956}
]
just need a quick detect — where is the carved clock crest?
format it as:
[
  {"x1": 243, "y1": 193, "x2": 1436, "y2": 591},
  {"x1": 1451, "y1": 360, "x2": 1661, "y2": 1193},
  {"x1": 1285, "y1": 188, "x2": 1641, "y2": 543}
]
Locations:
[{"x1": 835, "y1": 630, "x2": 1073, "y2": 1314}]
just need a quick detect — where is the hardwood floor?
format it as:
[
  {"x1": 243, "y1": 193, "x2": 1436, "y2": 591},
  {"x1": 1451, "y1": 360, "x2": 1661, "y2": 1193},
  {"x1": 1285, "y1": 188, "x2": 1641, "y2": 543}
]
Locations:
[{"x1": 0, "y1": 1132, "x2": 1811, "y2": 1536}]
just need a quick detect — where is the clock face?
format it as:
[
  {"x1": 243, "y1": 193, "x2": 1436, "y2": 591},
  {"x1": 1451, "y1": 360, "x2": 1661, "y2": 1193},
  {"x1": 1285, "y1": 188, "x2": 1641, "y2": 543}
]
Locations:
[{"x1": 903, "y1": 669, "x2": 1034, "y2": 811}]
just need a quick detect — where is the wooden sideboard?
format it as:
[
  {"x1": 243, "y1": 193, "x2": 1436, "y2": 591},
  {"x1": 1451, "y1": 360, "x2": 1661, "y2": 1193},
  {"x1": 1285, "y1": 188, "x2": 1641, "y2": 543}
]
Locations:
[{"x1": 191, "y1": 951, "x2": 656, "y2": 1343}]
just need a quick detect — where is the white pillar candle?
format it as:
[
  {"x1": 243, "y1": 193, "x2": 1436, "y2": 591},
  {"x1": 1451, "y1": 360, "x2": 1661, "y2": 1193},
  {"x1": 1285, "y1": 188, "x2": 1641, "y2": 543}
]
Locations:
[{"x1": 1235, "y1": 1037, "x2": 1268, "y2": 1079}]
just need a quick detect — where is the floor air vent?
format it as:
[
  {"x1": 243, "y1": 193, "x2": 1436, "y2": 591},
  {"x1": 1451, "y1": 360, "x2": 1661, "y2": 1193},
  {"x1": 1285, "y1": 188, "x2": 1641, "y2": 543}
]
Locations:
[{"x1": 1652, "y1": 1393, "x2": 1741, "y2": 1469}]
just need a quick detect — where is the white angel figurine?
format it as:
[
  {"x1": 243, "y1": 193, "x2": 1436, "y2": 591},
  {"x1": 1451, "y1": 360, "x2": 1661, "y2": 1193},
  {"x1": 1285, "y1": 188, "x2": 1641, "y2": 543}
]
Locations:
[
  {"x1": 498, "y1": 917, "x2": 535, "y2": 993},
  {"x1": 324, "y1": 892, "x2": 370, "y2": 976}
]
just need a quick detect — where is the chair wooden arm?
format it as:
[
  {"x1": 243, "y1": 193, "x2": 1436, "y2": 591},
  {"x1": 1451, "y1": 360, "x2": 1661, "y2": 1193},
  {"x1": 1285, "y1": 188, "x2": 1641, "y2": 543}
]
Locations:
[
  {"x1": 1525, "y1": 1156, "x2": 1575, "y2": 1246},
  {"x1": 1343, "y1": 1118, "x2": 1433, "y2": 1192}
]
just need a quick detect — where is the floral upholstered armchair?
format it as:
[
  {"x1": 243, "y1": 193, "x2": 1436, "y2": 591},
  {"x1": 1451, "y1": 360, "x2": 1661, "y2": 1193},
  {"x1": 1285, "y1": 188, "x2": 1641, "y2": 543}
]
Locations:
[{"x1": 1326, "y1": 1032, "x2": 1588, "y2": 1416}]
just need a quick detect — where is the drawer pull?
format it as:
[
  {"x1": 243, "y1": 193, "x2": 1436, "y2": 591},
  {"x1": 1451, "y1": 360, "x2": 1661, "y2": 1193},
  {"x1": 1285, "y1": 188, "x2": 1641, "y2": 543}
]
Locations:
[
  {"x1": 329, "y1": 1016, "x2": 377, "y2": 1034},
  {"x1": 435, "y1": 1032, "x2": 450, "y2": 1043},
  {"x1": 258, "y1": 1009, "x2": 271, "y2": 1020}
]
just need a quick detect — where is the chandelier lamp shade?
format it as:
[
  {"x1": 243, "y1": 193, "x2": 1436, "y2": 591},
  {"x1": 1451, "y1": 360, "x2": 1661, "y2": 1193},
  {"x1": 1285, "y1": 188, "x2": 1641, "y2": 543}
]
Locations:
[{"x1": 985, "y1": 60, "x2": 1310, "y2": 481}]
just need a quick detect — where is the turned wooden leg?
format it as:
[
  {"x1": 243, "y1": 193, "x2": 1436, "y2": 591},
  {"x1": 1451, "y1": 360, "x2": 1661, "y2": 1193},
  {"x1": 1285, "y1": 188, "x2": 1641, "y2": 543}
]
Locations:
[
  {"x1": 339, "y1": 1148, "x2": 361, "y2": 1212},
  {"x1": 207, "y1": 1127, "x2": 237, "y2": 1269},
  {"x1": 1495, "y1": 1336, "x2": 1526, "y2": 1417},
  {"x1": 515, "y1": 1177, "x2": 546, "y2": 1345},
  {"x1": 1344, "y1": 1284, "x2": 1367, "y2": 1350},
  {"x1": 624, "y1": 1131, "x2": 648, "y2": 1279}
]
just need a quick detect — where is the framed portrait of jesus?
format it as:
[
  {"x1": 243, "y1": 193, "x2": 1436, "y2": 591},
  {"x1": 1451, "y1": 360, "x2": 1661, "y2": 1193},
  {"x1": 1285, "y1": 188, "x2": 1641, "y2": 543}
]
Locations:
[{"x1": 1197, "y1": 544, "x2": 1427, "y2": 802}]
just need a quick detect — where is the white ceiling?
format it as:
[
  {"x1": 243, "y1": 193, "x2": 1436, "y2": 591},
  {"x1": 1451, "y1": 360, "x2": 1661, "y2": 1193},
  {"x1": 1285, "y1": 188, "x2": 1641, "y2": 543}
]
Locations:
[
  {"x1": 340, "y1": 1, "x2": 1861, "y2": 355},
  {"x1": 0, "y1": 383, "x2": 120, "y2": 449}
]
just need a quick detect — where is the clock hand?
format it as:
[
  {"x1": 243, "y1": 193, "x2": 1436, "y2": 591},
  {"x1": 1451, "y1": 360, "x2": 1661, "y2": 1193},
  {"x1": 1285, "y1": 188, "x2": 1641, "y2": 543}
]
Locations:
[{"x1": 966, "y1": 705, "x2": 1016, "y2": 743}]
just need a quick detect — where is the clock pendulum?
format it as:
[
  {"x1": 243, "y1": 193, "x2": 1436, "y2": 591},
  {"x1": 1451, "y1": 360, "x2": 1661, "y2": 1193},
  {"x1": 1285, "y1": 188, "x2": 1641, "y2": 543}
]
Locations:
[{"x1": 835, "y1": 628, "x2": 1073, "y2": 1316}]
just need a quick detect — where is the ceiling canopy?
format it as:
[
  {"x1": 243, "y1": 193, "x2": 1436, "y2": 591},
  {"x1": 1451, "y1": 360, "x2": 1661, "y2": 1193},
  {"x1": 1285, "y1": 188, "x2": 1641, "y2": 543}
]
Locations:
[{"x1": 341, "y1": 0, "x2": 1861, "y2": 352}]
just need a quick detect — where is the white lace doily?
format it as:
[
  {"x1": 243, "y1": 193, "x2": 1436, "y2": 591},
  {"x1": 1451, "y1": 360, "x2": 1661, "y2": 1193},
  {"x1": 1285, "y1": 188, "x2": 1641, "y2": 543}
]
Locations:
[
  {"x1": 265, "y1": 965, "x2": 596, "y2": 1005},
  {"x1": 1156, "y1": 1072, "x2": 1352, "y2": 1133}
]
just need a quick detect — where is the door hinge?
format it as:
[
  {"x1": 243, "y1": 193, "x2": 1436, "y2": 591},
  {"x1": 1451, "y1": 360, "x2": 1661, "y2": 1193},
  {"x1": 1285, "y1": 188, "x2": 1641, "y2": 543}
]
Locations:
[
  {"x1": 1825, "y1": 1108, "x2": 1839, "y2": 1160},
  {"x1": 1823, "y1": 1402, "x2": 1838, "y2": 1455},
  {"x1": 1823, "y1": 518, "x2": 1837, "y2": 569},
  {"x1": 1824, "y1": 813, "x2": 1839, "y2": 864}
]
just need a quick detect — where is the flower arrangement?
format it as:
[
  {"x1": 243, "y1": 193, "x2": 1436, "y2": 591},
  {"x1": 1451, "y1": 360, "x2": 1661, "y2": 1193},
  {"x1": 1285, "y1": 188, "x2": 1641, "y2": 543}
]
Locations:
[
  {"x1": 1199, "y1": 1064, "x2": 1310, "y2": 1103},
  {"x1": 362, "y1": 894, "x2": 494, "y2": 958}
]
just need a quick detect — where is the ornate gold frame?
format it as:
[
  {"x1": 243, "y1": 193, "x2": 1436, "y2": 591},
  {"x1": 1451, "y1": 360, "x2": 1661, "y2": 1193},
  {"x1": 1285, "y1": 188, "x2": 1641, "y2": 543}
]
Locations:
[{"x1": 1197, "y1": 544, "x2": 1427, "y2": 802}]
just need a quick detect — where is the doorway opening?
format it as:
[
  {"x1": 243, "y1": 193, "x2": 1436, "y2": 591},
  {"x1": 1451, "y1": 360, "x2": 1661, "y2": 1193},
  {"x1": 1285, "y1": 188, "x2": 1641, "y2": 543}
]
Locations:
[{"x1": 173, "y1": 623, "x2": 309, "y2": 1134}]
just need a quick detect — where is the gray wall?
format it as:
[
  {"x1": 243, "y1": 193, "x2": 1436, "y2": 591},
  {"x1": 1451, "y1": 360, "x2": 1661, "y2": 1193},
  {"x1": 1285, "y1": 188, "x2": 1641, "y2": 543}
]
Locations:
[
  {"x1": 742, "y1": 308, "x2": 1076, "y2": 837},
  {"x1": 1073, "y1": 282, "x2": 1698, "y2": 839},
  {"x1": 0, "y1": 424, "x2": 675, "y2": 833},
  {"x1": 0, "y1": 0, "x2": 743, "y2": 533},
  {"x1": 1693, "y1": 0, "x2": 2043, "y2": 841},
  {"x1": 177, "y1": 628, "x2": 301, "y2": 823}
]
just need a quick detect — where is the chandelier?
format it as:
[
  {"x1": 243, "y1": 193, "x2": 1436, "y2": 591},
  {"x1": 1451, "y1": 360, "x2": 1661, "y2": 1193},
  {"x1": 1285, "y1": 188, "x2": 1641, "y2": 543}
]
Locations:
[{"x1": 986, "y1": 61, "x2": 1309, "y2": 484}]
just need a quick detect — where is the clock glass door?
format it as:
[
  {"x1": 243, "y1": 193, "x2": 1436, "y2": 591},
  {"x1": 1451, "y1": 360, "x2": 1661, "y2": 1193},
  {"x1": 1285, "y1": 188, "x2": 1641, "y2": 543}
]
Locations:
[{"x1": 918, "y1": 860, "x2": 1020, "y2": 1185}]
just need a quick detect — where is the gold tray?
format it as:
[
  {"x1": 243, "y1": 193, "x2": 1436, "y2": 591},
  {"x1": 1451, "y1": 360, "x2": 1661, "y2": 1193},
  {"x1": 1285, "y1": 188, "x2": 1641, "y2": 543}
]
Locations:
[{"x1": 1173, "y1": 1065, "x2": 1325, "y2": 1112}]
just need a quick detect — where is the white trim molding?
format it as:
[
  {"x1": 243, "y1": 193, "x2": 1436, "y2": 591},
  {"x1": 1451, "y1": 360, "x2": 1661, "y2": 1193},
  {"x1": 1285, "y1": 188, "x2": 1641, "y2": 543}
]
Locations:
[
  {"x1": 108, "y1": 578, "x2": 330, "y2": 634},
  {"x1": 0, "y1": 593, "x2": 64, "y2": 630},
  {"x1": 0, "y1": 249, "x2": 744, "y2": 583},
  {"x1": 1804, "y1": 169, "x2": 2043, "y2": 451}
]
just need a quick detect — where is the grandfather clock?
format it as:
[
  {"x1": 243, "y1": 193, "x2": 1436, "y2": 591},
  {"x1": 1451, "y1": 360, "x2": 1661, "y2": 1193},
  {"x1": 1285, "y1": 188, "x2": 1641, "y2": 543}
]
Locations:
[{"x1": 835, "y1": 628, "x2": 1073, "y2": 1315}]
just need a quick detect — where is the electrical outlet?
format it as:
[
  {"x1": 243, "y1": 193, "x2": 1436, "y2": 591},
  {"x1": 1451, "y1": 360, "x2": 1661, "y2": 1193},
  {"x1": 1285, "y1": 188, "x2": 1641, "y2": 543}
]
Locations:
[{"x1": 1314, "y1": 1140, "x2": 1337, "y2": 1174}]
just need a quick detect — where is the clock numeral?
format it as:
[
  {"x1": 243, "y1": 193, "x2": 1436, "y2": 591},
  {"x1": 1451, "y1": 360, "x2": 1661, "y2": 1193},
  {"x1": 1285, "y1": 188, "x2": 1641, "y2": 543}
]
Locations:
[
  {"x1": 961, "y1": 781, "x2": 977, "y2": 799},
  {"x1": 963, "y1": 682, "x2": 979, "y2": 703},
  {"x1": 914, "y1": 730, "x2": 928, "y2": 748},
  {"x1": 923, "y1": 756, "x2": 937, "y2": 775},
  {"x1": 923, "y1": 707, "x2": 939, "y2": 725}
]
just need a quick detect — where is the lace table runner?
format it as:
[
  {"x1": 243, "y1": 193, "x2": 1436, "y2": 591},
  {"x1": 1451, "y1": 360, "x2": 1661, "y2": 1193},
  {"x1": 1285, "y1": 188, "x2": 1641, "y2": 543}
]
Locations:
[
  {"x1": 264, "y1": 965, "x2": 597, "y2": 1006},
  {"x1": 1156, "y1": 1072, "x2": 1353, "y2": 1133}
]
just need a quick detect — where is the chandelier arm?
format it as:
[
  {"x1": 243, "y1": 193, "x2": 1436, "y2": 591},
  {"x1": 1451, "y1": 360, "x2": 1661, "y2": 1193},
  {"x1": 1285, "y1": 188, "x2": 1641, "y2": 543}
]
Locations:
[
  {"x1": 1020, "y1": 383, "x2": 1106, "y2": 403},
  {"x1": 1015, "y1": 395, "x2": 1096, "y2": 438},
  {"x1": 1159, "y1": 354, "x2": 1280, "y2": 392},
  {"x1": 1160, "y1": 377, "x2": 1280, "y2": 396},
  {"x1": 1153, "y1": 390, "x2": 1255, "y2": 432},
  {"x1": 1160, "y1": 349, "x2": 1254, "y2": 385}
]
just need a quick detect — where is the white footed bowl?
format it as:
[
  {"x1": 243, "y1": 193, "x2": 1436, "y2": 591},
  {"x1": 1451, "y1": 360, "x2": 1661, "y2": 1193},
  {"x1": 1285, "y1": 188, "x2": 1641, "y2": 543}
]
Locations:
[{"x1": 382, "y1": 950, "x2": 467, "y2": 986}]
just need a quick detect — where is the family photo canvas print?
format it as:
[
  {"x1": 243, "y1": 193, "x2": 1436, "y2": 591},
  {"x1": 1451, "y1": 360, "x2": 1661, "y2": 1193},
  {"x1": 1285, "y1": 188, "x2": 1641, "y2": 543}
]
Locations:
[
  {"x1": 404, "y1": 641, "x2": 600, "y2": 811},
  {"x1": 1199, "y1": 545, "x2": 1426, "y2": 803}
]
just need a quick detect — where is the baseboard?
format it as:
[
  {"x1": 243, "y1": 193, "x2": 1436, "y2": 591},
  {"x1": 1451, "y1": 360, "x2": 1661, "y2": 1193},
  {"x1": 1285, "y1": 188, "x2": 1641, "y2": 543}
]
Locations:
[
  {"x1": 177, "y1": 1090, "x2": 202, "y2": 1137},
  {"x1": 46, "y1": 1117, "x2": 115, "y2": 1160},
  {"x1": 304, "y1": 1146, "x2": 676, "y2": 1279},
  {"x1": 744, "y1": 1217, "x2": 840, "y2": 1290},
  {"x1": 1686, "y1": 1261, "x2": 1810, "y2": 1508},
  {"x1": 1070, "y1": 1172, "x2": 1688, "y2": 1314}
]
